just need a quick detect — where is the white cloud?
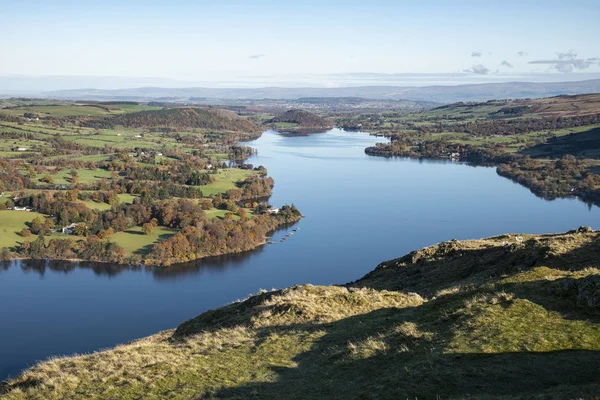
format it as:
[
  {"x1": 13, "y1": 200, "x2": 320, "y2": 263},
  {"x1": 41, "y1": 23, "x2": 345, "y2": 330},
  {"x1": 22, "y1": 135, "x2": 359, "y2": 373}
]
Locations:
[
  {"x1": 528, "y1": 51, "x2": 597, "y2": 72},
  {"x1": 464, "y1": 64, "x2": 490, "y2": 74}
]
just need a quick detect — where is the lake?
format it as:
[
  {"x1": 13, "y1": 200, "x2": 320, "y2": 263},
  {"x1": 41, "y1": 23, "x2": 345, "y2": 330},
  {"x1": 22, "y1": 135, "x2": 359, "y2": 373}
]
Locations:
[{"x1": 1, "y1": 128, "x2": 598, "y2": 380}]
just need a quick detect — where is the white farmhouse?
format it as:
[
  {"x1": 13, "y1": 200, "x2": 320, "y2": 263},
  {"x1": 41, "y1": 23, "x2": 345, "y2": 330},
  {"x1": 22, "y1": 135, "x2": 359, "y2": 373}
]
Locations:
[{"x1": 62, "y1": 223, "x2": 79, "y2": 234}]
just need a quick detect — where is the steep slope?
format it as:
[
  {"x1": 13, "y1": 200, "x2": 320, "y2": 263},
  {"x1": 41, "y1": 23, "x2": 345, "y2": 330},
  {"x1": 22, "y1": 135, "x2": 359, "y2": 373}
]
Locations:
[{"x1": 2, "y1": 228, "x2": 599, "y2": 399}]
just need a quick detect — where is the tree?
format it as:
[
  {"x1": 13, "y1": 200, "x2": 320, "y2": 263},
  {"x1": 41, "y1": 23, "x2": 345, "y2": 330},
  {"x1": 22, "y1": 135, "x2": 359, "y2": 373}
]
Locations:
[
  {"x1": 66, "y1": 189, "x2": 79, "y2": 202},
  {"x1": 236, "y1": 208, "x2": 247, "y2": 220},
  {"x1": 73, "y1": 223, "x2": 86, "y2": 236},
  {"x1": 0, "y1": 247, "x2": 12, "y2": 260},
  {"x1": 142, "y1": 222, "x2": 154, "y2": 235},
  {"x1": 30, "y1": 217, "x2": 44, "y2": 235},
  {"x1": 20, "y1": 228, "x2": 32, "y2": 237},
  {"x1": 97, "y1": 227, "x2": 114, "y2": 239},
  {"x1": 41, "y1": 174, "x2": 54, "y2": 184},
  {"x1": 28, "y1": 234, "x2": 46, "y2": 258}
]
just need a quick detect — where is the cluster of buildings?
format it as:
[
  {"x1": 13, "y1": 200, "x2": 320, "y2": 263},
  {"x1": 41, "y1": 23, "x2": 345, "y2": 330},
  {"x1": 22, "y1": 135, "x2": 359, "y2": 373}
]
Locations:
[{"x1": 9, "y1": 206, "x2": 33, "y2": 212}]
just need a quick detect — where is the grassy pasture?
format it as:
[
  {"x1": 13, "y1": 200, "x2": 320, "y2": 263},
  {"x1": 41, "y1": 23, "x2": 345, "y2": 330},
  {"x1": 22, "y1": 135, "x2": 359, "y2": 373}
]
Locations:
[
  {"x1": 203, "y1": 207, "x2": 253, "y2": 220},
  {"x1": 197, "y1": 168, "x2": 256, "y2": 196},
  {"x1": 0, "y1": 105, "x2": 112, "y2": 117},
  {"x1": 117, "y1": 194, "x2": 136, "y2": 204},
  {"x1": 47, "y1": 154, "x2": 114, "y2": 162},
  {"x1": 81, "y1": 200, "x2": 112, "y2": 211},
  {"x1": 0, "y1": 99, "x2": 65, "y2": 108},
  {"x1": 0, "y1": 210, "x2": 46, "y2": 249},
  {"x1": 110, "y1": 226, "x2": 177, "y2": 255},
  {"x1": 203, "y1": 208, "x2": 232, "y2": 220},
  {"x1": 38, "y1": 168, "x2": 113, "y2": 185},
  {"x1": 0, "y1": 104, "x2": 161, "y2": 118}
]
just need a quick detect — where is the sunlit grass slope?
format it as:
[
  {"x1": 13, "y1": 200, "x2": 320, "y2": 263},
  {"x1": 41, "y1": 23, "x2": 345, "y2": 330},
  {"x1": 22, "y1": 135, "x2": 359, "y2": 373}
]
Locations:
[{"x1": 2, "y1": 228, "x2": 599, "y2": 399}]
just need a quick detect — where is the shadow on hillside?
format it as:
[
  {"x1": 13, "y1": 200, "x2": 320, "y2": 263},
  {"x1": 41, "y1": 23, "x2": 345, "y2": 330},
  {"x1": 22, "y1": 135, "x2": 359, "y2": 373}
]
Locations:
[
  {"x1": 190, "y1": 235, "x2": 600, "y2": 398},
  {"x1": 497, "y1": 278, "x2": 600, "y2": 324},
  {"x1": 133, "y1": 233, "x2": 175, "y2": 255},
  {"x1": 522, "y1": 127, "x2": 600, "y2": 159},
  {"x1": 557, "y1": 235, "x2": 600, "y2": 269},
  {"x1": 124, "y1": 229, "x2": 146, "y2": 236},
  {"x1": 350, "y1": 233, "x2": 600, "y2": 298},
  {"x1": 205, "y1": 304, "x2": 600, "y2": 399}
]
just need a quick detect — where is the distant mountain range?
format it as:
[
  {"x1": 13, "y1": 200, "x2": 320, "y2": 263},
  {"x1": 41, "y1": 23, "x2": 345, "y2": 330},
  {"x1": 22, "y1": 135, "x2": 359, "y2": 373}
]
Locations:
[{"x1": 9, "y1": 79, "x2": 600, "y2": 103}]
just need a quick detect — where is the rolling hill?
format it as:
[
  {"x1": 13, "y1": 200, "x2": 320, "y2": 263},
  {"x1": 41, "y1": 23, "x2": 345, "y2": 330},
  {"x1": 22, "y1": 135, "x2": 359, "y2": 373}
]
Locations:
[
  {"x1": 267, "y1": 109, "x2": 333, "y2": 130},
  {"x1": 3, "y1": 228, "x2": 599, "y2": 399},
  {"x1": 81, "y1": 107, "x2": 260, "y2": 132}
]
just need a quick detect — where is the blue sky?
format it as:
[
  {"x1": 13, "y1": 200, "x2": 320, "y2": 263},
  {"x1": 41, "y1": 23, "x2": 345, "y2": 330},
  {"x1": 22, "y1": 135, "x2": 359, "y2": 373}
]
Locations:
[{"x1": 1, "y1": 0, "x2": 599, "y2": 88}]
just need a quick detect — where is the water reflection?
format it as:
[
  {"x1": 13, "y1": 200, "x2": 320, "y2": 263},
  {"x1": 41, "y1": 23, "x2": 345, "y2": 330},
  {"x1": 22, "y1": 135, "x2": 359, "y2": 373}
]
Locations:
[
  {"x1": 1, "y1": 129, "x2": 598, "y2": 381},
  {"x1": 5, "y1": 224, "x2": 299, "y2": 280},
  {"x1": 6, "y1": 249, "x2": 265, "y2": 280},
  {"x1": 278, "y1": 128, "x2": 331, "y2": 136}
]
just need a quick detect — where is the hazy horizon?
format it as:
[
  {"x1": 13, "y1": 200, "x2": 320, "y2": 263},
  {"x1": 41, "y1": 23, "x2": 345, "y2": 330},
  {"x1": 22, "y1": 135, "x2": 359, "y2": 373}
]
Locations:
[
  {"x1": 1, "y1": 0, "x2": 599, "y2": 92},
  {"x1": 2, "y1": 72, "x2": 600, "y2": 95}
]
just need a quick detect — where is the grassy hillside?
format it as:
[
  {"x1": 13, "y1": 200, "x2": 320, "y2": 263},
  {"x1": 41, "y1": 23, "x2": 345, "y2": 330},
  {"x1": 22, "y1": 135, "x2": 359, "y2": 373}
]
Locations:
[
  {"x1": 2, "y1": 228, "x2": 599, "y2": 399},
  {"x1": 83, "y1": 108, "x2": 260, "y2": 132}
]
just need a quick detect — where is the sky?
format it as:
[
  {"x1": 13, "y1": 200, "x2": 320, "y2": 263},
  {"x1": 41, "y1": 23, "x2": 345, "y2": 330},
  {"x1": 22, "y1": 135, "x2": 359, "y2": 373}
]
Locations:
[{"x1": 1, "y1": 0, "x2": 599, "y2": 89}]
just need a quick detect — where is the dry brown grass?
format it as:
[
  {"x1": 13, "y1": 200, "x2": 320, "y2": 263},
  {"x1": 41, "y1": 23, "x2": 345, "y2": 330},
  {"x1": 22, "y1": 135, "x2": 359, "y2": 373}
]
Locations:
[
  {"x1": 2, "y1": 229, "x2": 600, "y2": 399},
  {"x1": 522, "y1": 93, "x2": 600, "y2": 117},
  {"x1": 353, "y1": 229, "x2": 600, "y2": 297}
]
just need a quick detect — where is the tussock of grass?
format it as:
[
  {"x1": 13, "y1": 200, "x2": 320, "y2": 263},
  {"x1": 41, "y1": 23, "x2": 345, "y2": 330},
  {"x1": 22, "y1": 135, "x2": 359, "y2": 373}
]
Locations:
[
  {"x1": 448, "y1": 292, "x2": 600, "y2": 353},
  {"x1": 174, "y1": 285, "x2": 424, "y2": 337},
  {"x1": 3, "y1": 229, "x2": 600, "y2": 399}
]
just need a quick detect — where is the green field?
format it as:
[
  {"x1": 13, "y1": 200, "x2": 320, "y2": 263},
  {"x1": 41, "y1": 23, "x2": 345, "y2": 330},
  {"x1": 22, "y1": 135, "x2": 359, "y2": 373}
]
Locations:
[
  {"x1": 37, "y1": 168, "x2": 113, "y2": 185},
  {"x1": 117, "y1": 194, "x2": 136, "y2": 204},
  {"x1": 81, "y1": 193, "x2": 136, "y2": 210},
  {"x1": 81, "y1": 200, "x2": 113, "y2": 211},
  {"x1": 0, "y1": 105, "x2": 113, "y2": 117},
  {"x1": 198, "y1": 168, "x2": 255, "y2": 196},
  {"x1": 47, "y1": 154, "x2": 114, "y2": 162},
  {"x1": 204, "y1": 207, "x2": 253, "y2": 220},
  {"x1": 0, "y1": 103, "x2": 162, "y2": 118},
  {"x1": 204, "y1": 208, "x2": 234, "y2": 219},
  {"x1": 0, "y1": 210, "x2": 46, "y2": 249},
  {"x1": 110, "y1": 226, "x2": 177, "y2": 255}
]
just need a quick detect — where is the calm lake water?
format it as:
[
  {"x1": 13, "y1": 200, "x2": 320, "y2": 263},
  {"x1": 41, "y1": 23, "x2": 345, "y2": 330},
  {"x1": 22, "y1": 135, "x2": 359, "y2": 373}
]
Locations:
[{"x1": 1, "y1": 129, "x2": 599, "y2": 380}]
